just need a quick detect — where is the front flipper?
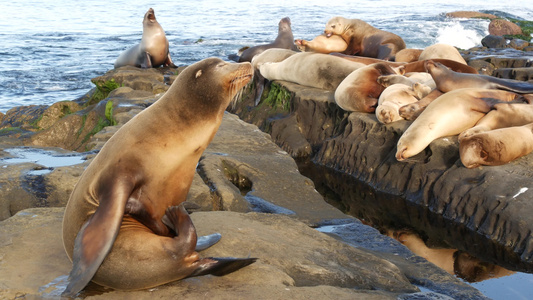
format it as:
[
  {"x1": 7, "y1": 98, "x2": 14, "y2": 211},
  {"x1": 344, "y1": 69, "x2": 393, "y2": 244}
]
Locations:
[
  {"x1": 140, "y1": 52, "x2": 153, "y2": 68},
  {"x1": 62, "y1": 178, "x2": 135, "y2": 297},
  {"x1": 196, "y1": 233, "x2": 222, "y2": 251}
]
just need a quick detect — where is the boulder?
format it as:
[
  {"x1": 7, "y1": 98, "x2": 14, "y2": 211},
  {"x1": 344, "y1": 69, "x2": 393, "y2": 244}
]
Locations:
[
  {"x1": 445, "y1": 11, "x2": 497, "y2": 19},
  {"x1": 481, "y1": 35, "x2": 507, "y2": 49},
  {"x1": 489, "y1": 19, "x2": 523, "y2": 36}
]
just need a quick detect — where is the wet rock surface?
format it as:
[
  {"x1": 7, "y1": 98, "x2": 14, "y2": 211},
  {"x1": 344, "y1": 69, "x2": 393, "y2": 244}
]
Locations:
[{"x1": 0, "y1": 66, "x2": 488, "y2": 299}]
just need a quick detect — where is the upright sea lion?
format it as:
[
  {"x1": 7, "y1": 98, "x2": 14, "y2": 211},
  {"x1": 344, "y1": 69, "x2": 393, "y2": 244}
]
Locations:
[
  {"x1": 259, "y1": 52, "x2": 365, "y2": 91},
  {"x1": 324, "y1": 16, "x2": 406, "y2": 60},
  {"x1": 62, "y1": 58, "x2": 256, "y2": 296},
  {"x1": 335, "y1": 63, "x2": 399, "y2": 113},
  {"x1": 238, "y1": 17, "x2": 298, "y2": 62},
  {"x1": 114, "y1": 8, "x2": 175, "y2": 69},
  {"x1": 459, "y1": 102, "x2": 533, "y2": 140},
  {"x1": 426, "y1": 60, "x2": 533, "y2": 93},
  {"x1": 460, "y1": 123, "x2": 533, "y2": 168},
  {"x1": 395, "y1": 88, "x2": 525, "y2": 161},
  {"x1": 294, "y1": 34, "x2": 348, "y2": 53}
]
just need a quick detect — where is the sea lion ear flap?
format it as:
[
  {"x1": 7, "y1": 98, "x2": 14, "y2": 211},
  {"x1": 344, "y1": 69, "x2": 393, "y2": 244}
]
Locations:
[
  {"x1": 189, "y1": 257, "x2": 258, "y2": 278},
  {"x1": 196, "y1": 70, "x2": 203, "y2": 78}
]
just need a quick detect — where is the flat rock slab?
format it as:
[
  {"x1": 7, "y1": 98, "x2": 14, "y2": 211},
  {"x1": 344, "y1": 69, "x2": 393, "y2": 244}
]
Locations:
[{"x1": 0, "y1": 207, "x2": 418, "y2": 299}]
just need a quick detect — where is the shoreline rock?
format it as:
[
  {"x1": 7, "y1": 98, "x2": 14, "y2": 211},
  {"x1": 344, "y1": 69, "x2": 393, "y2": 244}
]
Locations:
[{"x1": 0, "y1": 66, "x2": 489, "y2": 299}]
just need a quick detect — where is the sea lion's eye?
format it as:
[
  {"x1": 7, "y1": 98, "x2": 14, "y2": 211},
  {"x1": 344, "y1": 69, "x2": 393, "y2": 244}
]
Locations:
[
  {"x1": 331, "y1": 25, "x2": 335, "y2": 29},
  {"x1": 195, "y1": 70, "x2": 202, "y2": 78}
]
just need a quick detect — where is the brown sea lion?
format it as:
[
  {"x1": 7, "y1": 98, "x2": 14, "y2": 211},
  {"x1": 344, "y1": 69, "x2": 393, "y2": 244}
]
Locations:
[
  {"x1": 395, "y1": 48, "x2": 423, "y2": 63},
  {"x1": 459, "y1": 102, "x2": 533, "y2": 140},
  {"x1": 324, "y1": 16, "x2": 406, "y2": 60},
  {"x1": 61, "y1": 58, "x2": 256, "y2": 297},
  {"x1": 294, "y1": 34, "x2": 348, "y2": 53},
  {"x1": 398, "y1": 89, "x2": 444, "y2": 121},
  {"x1": 114, "y1": 8, "x2": 175, "y2": 69},
  {"x1": 395, "y1": 88, "x2": 525, "y2": 161},
  {"x1": 259, "y1": 52, "x2": 365, "y2": 91},
  {"x1": 418, "y1": 43, "x2": 467, "y2": 64},
  {"x1": 426, "y1": 60, "x2": 533, "y2": 93},
  {"x1": 238, "y1": 17, "x2": 298, "y2": 62},
  {"x1": 335, "y1": 63, "x2": 399, "y2": 113},
  {"x1": 460, "y1": 122, "x2": 533, "y2": 168},
  {"x1": 375, "y1": 84, "x2": 423, "y2": 124},
  {"x1": 331, "y1": 53, "x2": 478, "y2": 74}
]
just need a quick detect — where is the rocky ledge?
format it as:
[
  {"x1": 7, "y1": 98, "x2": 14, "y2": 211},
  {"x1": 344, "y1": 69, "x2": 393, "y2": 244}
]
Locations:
[
  {"x1": 0, "y1": 67, "x2": 487, "y2": 299},
  {"x1": 230, "y1": 49, "x2": 533, "y2": 273}
]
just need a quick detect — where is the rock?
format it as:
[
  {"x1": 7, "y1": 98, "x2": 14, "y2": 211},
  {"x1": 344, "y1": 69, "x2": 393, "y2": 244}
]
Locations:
[
  {"x1": 492, "y1": 67, "x2": 533, "y2": 81},
  {"x1": 481, "y1": 35, "x2": 507, "y2": 49},
  {"x1": 0, "y1": 105, "x2": 47, "y2": 131},
  {"x1": 91, "y1": 66, "x2": 175, "y2": 96},
  {"x1": 488, "y1": 19, "x2": 523, "y2": 36},
  {"x1": 230, "y1": 80, "x2": 533, "y2": 270},
  {"x1": 36, "y1": 101, "x2": 82, "y2": 130},
  {"x1": 0, "y1": 207, "x2": 418, "y2": 299},
  {"x1": 509, "y1": 38, "x2": 530, "y2": 50},
  {"x1": 445, "y1": 11, "x2": 497, "y2": 19}
]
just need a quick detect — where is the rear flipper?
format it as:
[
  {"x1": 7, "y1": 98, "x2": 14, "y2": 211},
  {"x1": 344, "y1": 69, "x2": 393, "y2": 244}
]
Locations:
[
  {"x1": 163, "y1": 205, "x2": 257, "y2": 277},
  {"x1": 190, "y1": 257, "x2": 258, "y2": 277}
]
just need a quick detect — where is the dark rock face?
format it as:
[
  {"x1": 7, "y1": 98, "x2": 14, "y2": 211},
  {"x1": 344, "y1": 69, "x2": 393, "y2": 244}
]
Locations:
[
  {"x1": 481, "y1": 35, "x2": 507, "y2": 49},
  {"x1": 230, "y1": 77, "x2": 533, "y2": 271}
]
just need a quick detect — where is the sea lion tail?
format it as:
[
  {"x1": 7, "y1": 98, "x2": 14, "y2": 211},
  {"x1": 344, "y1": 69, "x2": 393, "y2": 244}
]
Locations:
[{"x1": 189, "y1": 257, "x2": 258, "y2": 277}]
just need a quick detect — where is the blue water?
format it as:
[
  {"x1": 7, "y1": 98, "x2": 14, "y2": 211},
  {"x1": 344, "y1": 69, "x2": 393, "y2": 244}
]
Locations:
[
  {"x1": 1, "y1": 1, "x2": 533, "y2": 298},
  {"x1": 0, "y1": 0, "x2": 532, "y2": 112}
]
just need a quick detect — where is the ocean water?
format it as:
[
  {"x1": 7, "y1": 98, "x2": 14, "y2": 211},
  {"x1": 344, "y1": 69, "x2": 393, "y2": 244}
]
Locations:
[{"x1": 0, "y1": 0, "x2": 532, "y2": 112}]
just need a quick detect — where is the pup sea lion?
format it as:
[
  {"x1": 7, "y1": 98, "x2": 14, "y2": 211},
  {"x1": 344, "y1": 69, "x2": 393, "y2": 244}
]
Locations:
[
  {"x1": 335, "y1": 63, "x2": 399, "y2": 113},
  {"x1": 460, "y1": 123, "x2": 533, "y2": 168},
  {"x1": 459, "y1": 102, "x2": 533, "y2": 140},
  {"x1": 396, "y1": 88, "x2": 524, "y2": 161},
  {"x1": 238, "y1": 17, "x2": 298, "y2": 62},
  {"x1": 427, "y1": 60, "x2": 533, "y2": 93},
  {"x1": 114, "y1": 8, "x2": 175, "y2": 69},
  {"x1": 378, "y1": 72, "x2": 435, "y2": 90},
  {"x1": 324, "y1": 16, "x2": 406, "y2": 60},
  {"x1": 375, "y1": 84, "x2": 422, "y2": 124},
  {"x1": 62, "y1": 58, "x2": 256, "y2": 296},
  {"x1": 294, "y1": 34, "x2": 348, "y2": 53},
  {"x1": 398, "y1": 89, "x2": 443, "y2": 121},
  {"x1": 259, "y1": 52, "x2": 365, "y2": 91}
]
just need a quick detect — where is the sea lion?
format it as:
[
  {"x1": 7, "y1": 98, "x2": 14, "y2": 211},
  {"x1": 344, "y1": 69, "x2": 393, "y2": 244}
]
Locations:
[
  {"x1": 398, "y1": 89, "x2": 444, "y2": 121},
  {"x1": 62, "y1": 58, "x2": 256, "y2": 296},
  {"x1": 459, "y1": 122, "x2": 533, "y2": 168},
  {"x1": 331, "y1": 53, "x2": 478, "y2": 74},
  {"x1": 418, "y1": 43, "x2": 467, "y2": 64},
  {"x1": 294, "y1": 34, "x2": 348, "y2": 53},
  {"x1": 459, "y1": 102, "x2": 533, "y2": 140},
  {"x1": 395, "y1": 88, "x2": 525, "y2": 161},
  {"x1": 250, "y1": 48, "x2": 298, "y2": 105},
  {"x1": 378, "y1": 72, "x2": 435, "y2": 90},
  {"x1": 375, "y1": 84, "x2": 422, "y2": 124},
  {"x1": 238, "y1": 17, "x2": 298, "y2": 62},
  {"x1": 324, "y1": 16, "x2": 406, "y2": 60},
  {"x1": 259, "y1": 52, "x2": 365, "y2": 91},
  {"x1": 335, "y1": 63, "x2": 399, "y2": 113},
  {"x1": 114, "y1": 8, "x2": 175, "y2": 69},
  {"x1": 426, "y1": 60, "x2": 533, "y2": 93},
  {"x1": 395, "y1": 48, "x2": 423, "y2": 63}
]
